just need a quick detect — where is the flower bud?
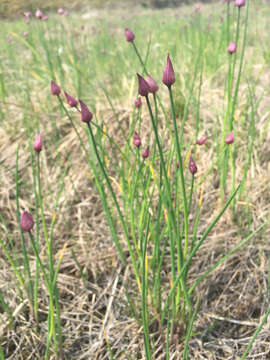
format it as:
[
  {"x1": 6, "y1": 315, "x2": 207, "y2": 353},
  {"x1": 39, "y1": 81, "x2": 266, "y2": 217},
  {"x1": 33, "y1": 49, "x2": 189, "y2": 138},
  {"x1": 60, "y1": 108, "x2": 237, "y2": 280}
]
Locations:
[
  {"x1": 64, "y1": 91, "x2": 78, "y2": 107},
  {"x1": 51, "y1": 81, "x2": 61, "y2": 95},
  {"x1": 137, "y1": 73, "x2": 150, "y2": 97},
  {"x1": 79, "y1": 100, "x2": 93, "y2": 123},
  {"x1": 34, "y1": 133, "x2": 42, "y2": 152},
  {"x1": 146, "y1": 75, "x2": 159, "y2": 94},
  {"x1": 58, "y1": 8, "x2": 64, "y2": 15},
  {"x1": 225, "y1": 132, "x2": 234, "y2": 144},
  {"x1": 135, "y1": 97, "x2": 142, "y2": 108},
  {"x1": 133, "y1": 131, "x2": 141, "y2": 148},
  {"x1": 35, "y1": 9, "x2": 43, "y2": 19},
  {"x1": 194, "y1": 3, "x2": 201, "y2": 12},
  {"x1": 125, "y1": 28, "x2": 135, "y2": 42},
  {"x1": 162, "y1": 54, "x2": 175, "y2": 88},
  {"x1": 189, "y1": 156, "x2": 198, "y2": 175},
  {"x1": 196, "y1": 136, "x2": 209, "y2": 145},
  {"x1": 20, "y1": 211, "x2": 34, "y2": 232},
  {"x1": 142, "y1": 147, "x2": 149, "y2": 159},
  {"x1": 235, "y1": 0, "x2": 245, "y2": 7},
  {"x1": 227, "y1": 41, "x2": 237, "y2": 54}
]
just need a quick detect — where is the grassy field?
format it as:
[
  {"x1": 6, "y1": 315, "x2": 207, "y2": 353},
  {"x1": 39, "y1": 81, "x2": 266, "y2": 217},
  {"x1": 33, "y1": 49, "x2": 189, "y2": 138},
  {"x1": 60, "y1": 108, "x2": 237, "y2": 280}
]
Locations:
[{"x1": 1, "y1": 1, "x2": 270, "y2": 359}]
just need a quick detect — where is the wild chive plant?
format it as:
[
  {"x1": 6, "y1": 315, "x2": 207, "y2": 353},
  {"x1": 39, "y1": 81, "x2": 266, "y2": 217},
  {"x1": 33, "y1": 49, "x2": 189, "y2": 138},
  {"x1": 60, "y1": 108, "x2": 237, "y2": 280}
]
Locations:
[
  {"x1": 220, "y1": 0, "x2": 250, "y2": 208},
  {"x1": 0, "y1": 136, "x2": 66, "y2": 359},
  {"x1": 52, "y1": 17, "x2": 267, "y2": 357}
]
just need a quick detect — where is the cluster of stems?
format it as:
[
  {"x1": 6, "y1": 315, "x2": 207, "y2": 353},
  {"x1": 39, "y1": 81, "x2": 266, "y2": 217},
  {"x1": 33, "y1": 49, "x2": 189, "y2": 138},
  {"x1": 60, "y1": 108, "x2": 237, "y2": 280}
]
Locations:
[{"x1": 50, "y1": 13, "x2": 265, "y2": 357}]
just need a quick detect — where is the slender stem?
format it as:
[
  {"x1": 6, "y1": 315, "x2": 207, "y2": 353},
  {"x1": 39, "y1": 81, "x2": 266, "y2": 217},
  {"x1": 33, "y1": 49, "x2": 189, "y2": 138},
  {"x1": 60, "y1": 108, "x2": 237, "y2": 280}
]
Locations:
[
  {"x1": 132, "y1": 42, "x2": 148, "y2": 76},
  {"x1": 145, "y1": 96, "x2": 176, "y2": 265},
  {"x1": 28, "y1": 232, "x2": 49, "y2": 286},
  {"x1": 188, "y1": 176, "x2": 194, "y2": 214},
  {"x1": 240, "y1": 305, "x2": 270, "y2": 359},
  {"x1": 161, "y1": 184, "x2": 240, "y2": 324},
  {"x1": 15, "y1": 147, "x2": 34, "y2": 309},
  {"x1": 168, "y1": 87, "x2": 189, "y2": 258},
  {"x1": 145, "y1": 95, "x2": 192, "y2": 318},
  {"x1": 86, "y1": 123, "x2": 141, "y2": 290},
  {"x1": 59, "y1": 98, "x2": 127, "y2": 265},
  {"x1": 189, "y1": 221, "x2": 267, "y2": 296},
  {"x1": 37, "y1": 155, "x2": 53, "y2": 280},
  {"x1": 142, "y1": 218, "x2": 152, "y2": 359}
]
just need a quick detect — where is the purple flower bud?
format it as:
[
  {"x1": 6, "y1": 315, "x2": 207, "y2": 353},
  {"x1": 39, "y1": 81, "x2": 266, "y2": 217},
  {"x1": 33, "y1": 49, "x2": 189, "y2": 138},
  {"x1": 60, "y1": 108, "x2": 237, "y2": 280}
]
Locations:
[
  {"x1": 133, "y1": 131, "x2": 141, "y2": 148},
  {"x1": 58, "y1": 8, "x2": 64, "y2": 15},
  {"x1": 162, "y1": 54, "x2": 175, "y2": 88},
  {"x1": 25, "y1": 17, "x2": 30, "y2": 24},
  {"x1": 42, "y1": 15, "x2": 49, "y2": 21},
  {"x1": 194, "y1": 3, "x2": 201, "y2": 12},
  {"x1": 34, "y1": 133, "x2": 42, "y2": 152},
  {"x1": 64, "y1": 10, "x2": 69, "y2": 16},
  {"x1": 189, "y1": 156, "x2": 198, "y2": 175},
  {"x1": 24, "y1": 32, "x2": 28, "y2": 38},
  {"x1": 35, "y1": 9, "x2": 43, "y2": 19},
  {"x1": 142, "y1": 147, "x2": 149, "y2": 159},
  {"x1": 176, "y1": 160, "x2": 179, "y2": 169},
  {"x1": 24, "y1": 11, "x2": 32, "y2": 17},
  {"x1": 196, "y1": 136, "x2": 209, "y2": 145},
  {"x1": 235, "y1": 0, "x2": 245, "y2": 7},
  {"x1": 64, "y1": 91, "x2": 78, "y2": 107},
  {"x1": 20, "y1": 211, "x2": 34, "y2": 232},
  {"x1": 125, "y1": 28, "x2": 135, "y2": 42},
  {"x1": 79, "y1": 100, "x2": 93, "y2": 123},
  {"x1": 137, "y1": 73, "x2": 150, "y2": 97},
  {"x1": 227, "y1": 41, "x2": 237, "y2": 54},
  {"x1": 146, "y1": 75, "x2": 159, "y2": 94},
  {"x1": 225, "y1": 132, "x2": 234, "y2": 144},
  {"x1": 51, "y1": 81, "x2": 61, "y2": 95},
  {"x1": 135, "y1": 97, "x2": 142, "y2": 108}
]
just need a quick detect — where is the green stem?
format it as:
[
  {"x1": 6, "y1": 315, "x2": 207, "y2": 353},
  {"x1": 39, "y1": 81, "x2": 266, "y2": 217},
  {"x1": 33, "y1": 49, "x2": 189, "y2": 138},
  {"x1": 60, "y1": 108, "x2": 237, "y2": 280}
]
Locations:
[
  {"x1": 189, "y1": 221, "x2": 267, "y2": 296},
  {"x1": 161, "y1": 184, "x2": 240, "y2": 324},
  {"x1": 142, "y1": 218, "x2": 152, "y2": 359},
  {"x1": 240, "y1": 305, "x2": 270, "y2": 359},
  {"x1": 86, "y1": 123, "x2": 140, "y2": 290},
  {"x1": 168, "y1": 88, "x2": 189, "y2": 258},
  {"x1": 15, "y1": 147, "x2": 34, "y2": 310},
  {"x1": 132, "y1": 42, "x2": 148, "y2": 76}
]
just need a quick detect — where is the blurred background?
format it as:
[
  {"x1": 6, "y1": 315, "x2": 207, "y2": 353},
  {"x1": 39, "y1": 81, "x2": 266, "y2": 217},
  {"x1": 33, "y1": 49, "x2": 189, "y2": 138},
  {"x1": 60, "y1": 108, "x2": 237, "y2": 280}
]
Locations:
[{"x1": 0, "y1": 0, "x2": 223, "y2": 18}]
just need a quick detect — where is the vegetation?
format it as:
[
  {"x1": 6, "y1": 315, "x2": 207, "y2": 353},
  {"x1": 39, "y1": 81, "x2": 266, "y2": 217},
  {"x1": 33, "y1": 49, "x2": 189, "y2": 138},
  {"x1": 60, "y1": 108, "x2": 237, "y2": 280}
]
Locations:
[{"x1": 1, "y1": 0, "x2": 270, "y2": 358}]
